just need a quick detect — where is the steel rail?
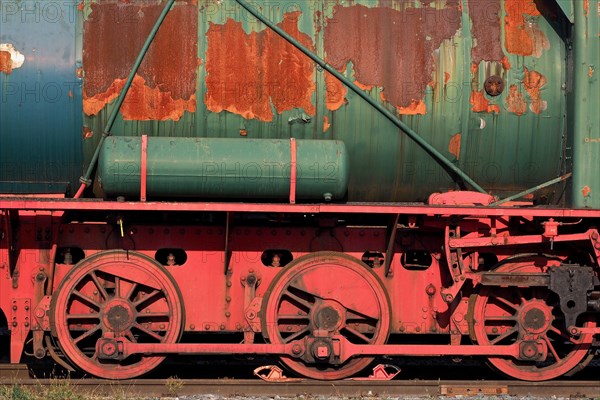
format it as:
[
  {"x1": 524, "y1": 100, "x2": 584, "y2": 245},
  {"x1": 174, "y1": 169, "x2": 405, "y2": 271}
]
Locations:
[
  {"x1": 232, "y1": 0, "x2": 487, "y2": 194},
  {"x1": 0, "y1": 377, "x2": 598, "y2": 398}
]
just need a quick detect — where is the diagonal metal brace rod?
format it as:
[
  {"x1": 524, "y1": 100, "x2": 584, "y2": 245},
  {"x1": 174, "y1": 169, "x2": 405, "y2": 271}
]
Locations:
[
  {"x1": 74, "y1": 0, "x2": 176, "y2": 198},
  {"x1": 233, "y1": 0, "x2": 487, "y2": 194}
]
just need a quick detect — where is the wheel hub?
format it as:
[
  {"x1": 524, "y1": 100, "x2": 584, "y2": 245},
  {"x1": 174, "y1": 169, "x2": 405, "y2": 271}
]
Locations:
[
  {"x1": 518, "y1": 300, "x2": 552, "y2": 334},
  {"x1": 102, "y1": 299, "x2": 136, "y2": 332},
  {"x1": 312, "y1": 301, "x2": 344, "y2": 331}
]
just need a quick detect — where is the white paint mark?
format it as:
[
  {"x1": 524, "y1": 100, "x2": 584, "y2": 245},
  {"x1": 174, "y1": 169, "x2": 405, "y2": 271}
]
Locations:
[
  {"x1": 0, "y1": 43, "x2": 25, "y2": 70},
  {"x1": 479, "y1": 118, "x2": 486, "y2": 130}
]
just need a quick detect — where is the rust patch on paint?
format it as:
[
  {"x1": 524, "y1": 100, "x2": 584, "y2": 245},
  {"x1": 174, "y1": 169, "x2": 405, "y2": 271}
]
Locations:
[
  {"x1": 505, "y1": 0, "x2": 549, "y2": 57},
  {"x1": 506, "y1": 84, "x2": 527, "y2": 116},
  {"x1": 470, "y1": 90, "x2": 500, "y2": 114},
  {"x1": 523, "y1": 67, "x2": 547, "y2": 114},
  {"x1": 323, "y1": 116, "x2": 331, "y2": 132},
  {"x1": 205, "y1": 12, "x2": 315, "y2": 122},
  {"x1": 582, "y1": 186, "x2": 591, "y2": 198},
  {"x1": 83, "y1": 127, "x2": 93, "y2": 139},
  {"x1": 501, "y1": 56, "x2": 512, "y2": 71},
  {"x1": 324, "y1": 4, "x2": 461, "y2": 109},
  {"x1": 584, "y1": 0, "x2": 589, "y2": 16},
  {"x1": 398, "y1": 100, "x2": 427, "y2": 115},
  {"x1": 444, "y1": 72, "x2": 451, "y2": 84},
  {"x1": 354, "y1": 80, "x2": 374, "y2": 91},
  {"x1": 468, "y1": 0, "x2": 505, "y2": 64},
  {"x1": 325, "y1": 71, "x2": 347, "y2": 111},
  {"x1": 448, "y1": 133, "x2": 461, "y2": 160},
  {"x1": 84, "y1": 75, "x2": 196, "y2": 121},
  {"x1": 0, "y1": 51, "x2": 12, "y2": 74},
  {"x1": 83, "y1": 1, "x2": 198, "y2": 120}
]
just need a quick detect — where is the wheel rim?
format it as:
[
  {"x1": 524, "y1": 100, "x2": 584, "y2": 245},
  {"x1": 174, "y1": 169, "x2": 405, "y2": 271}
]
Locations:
[
  {"x1": 262, "y1": 252, "x2": 391, "y2": 380},
  {"x1": 51, "y1": 251, "x2": 184, "y2": 379},
  {"x1": 471, "y1": 262, "x2": 594, "y2": 381}
]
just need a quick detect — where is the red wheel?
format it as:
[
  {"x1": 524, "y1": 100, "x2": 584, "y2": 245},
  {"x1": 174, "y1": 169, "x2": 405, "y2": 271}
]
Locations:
[
  {"x1": 262, "y1": 252, "x2": 391, "y2": 380},
  {"x1": 471, "y1": 262, "x2": 594, "y2": 381},
  {"x1": 51, "y1": 251, "x2": 184, "y2": 379}
]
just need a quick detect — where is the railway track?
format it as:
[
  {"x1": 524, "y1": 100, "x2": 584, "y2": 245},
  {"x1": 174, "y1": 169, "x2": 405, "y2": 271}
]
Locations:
[{"x1": 1, "y1": 365, "x2": 599, "y2": 398}]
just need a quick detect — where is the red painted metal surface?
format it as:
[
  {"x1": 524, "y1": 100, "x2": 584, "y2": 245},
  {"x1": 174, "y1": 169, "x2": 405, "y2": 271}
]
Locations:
[
  {"x1": 1, "y1": 200, "x2": 599, "y2": 381},
  {"x1": 3, "y1": 198, "x2": 600, "y2": 218}
]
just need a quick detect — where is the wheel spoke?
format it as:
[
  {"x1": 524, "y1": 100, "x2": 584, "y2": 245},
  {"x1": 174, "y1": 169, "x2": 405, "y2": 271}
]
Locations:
[
  {"x1": 133, "y1": 322, "x2": 164, "y2": 342},
  {"x1": 73, "y1": 325, "x2": 101, "y2": 345},
  {"x1": 90, "y1": 272, "x2": 109, "y2": 301},
  {"x1": 124, "y1": 329, "x2": 137, "y2": 343},
  {"x1": 72, "y1": 290, "x2": 101, "y2": 309},
  {"x1": 343, "y1": 326, "x2": 372, "y2": 344},
  {"x1": 493, "y1": 296, "x2": 519, "y2": 311},
  {"x1": 545, "y1": 336, "x2": 562, "y2": 362},
  {"x1": 346, "y1": 307, "x2": 378, "y2": 323},
  {"x1": 115, "y1": 276, "x2": 121, "y2": 298},
  {"x1": 484, "y1": 315, "x2": 516, "y2": 322},
  {"x1": 549, "y1": 326, "x2": 580, "y2": 344},
  {"x1": 282, "y1": 327, "x2": 309, "y2": 344},
  {"x1": 276, "y1": 314, "x2": 309, "y2": 321},
  {"x1": 283, "y1": 287, "x2": 314, "y2": 311},
  {"x1": 123, "y1": 282, "x2": 138, "y2": 301},
  {"x1": 134, "y1": 289, "x2": 163, "y2": 309},
  {"x1": 489, "y1": 326, "x2": 517, "y2": 345},
  {"x1": 137, "y1": 312, "x2": 172, "y2": 319},
  {"x1": 66, "y1": 313, "x2": 100, "y2": 320}
]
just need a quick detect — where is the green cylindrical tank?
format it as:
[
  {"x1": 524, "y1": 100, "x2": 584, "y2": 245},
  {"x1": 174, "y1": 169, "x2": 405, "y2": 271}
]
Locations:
[{"x1": 97, "y1": 137, "x2": 349, "y2": 200}]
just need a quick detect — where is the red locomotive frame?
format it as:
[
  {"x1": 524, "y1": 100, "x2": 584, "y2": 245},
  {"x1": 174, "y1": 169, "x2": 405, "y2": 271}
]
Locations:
[{"x1": 1, "y1": 195, "x2": 599, "y2": 381}]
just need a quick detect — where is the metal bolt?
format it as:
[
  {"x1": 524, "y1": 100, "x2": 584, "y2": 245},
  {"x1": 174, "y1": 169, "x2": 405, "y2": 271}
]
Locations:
[
  {"x1": 12, "y1": 305, "x2": 17, "y2": 311},
  {"x1": 235, "y1": 323, "x2": 242, "y2": 330},
  {"x1": 225, "y1": 312, "x2": 231, "y2": 317},
  {"x1": 592, "y1": 232, "x2": 599, "y2": 240},
  {"x1": 226, "y1": 281, "x2": 232, "y2": 287},
  {"x1": 292, "y1": 344, "x2": 302, "y2": 355},
  {"x1": 241, "y1": 276, "x2": 246, "y2": 281},
  {"x1": 205, "y1": 324, "x2": 210, "y2": 330},
  {"x1": 225, "y1": 296, "x2": 231, "y2": 302},
  {"x1": 190, "y1": 324, "x2": 196, "y2": 331},
  {"x1": 220, "y1": 324, "x2": 225, "y2": 330},
  {"x1": 12, "y1": 322, "x2": 17, "y2": 327},
  {"x1": 160, "y1": 324, "x2": 165, "y2": 330}
]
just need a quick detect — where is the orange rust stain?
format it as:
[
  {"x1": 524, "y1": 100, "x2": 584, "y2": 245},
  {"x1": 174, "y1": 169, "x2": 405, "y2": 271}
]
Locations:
[
  {"x1": 205, "y1": 12, "x2": 315, "y2": 122},
  {"x1": 354, "y1": 80, "x2": 374, "y2": 91},
  {"x1": 582, "y1": 186, "x2": 591, "y2": 198},
  {"x1": 325, "y1": 4, "x2": 461, "y2": 108},
  {"x1": 239, "y1": 129, "x2": 248, "y2": 137},
  {"x1": 501, "y1": 56, "x2": 512, "y2": 71},
  {"x1": 448, "y1": 133, "x2": 461, "y2": 160},
  {"x1": 470, "y1": 90, "x2": 500, "y2": 114},
  {"x1": 444, "y1": 72, "x2": 451, "y2": 84},
  {"x1": 506, "y1": 84, "x2": 527, "y2": 116},
  {"x1": 523, "y1": 67, "x2": 547, "y2": 114},
  {"x1": 323, "y1": 116, "x2": 331, "y2": 132},
  {"x1": 83, "y1": 127, "x2": 93, "y2": 139},
  {"x1": 0, "y1": 51, "x2": 12, "y2": 74},
  {"x1": 504, "y1": 0, "x2": 549, "y2": 57},
  {"x1": 84, "y1": 75, "x2": 196, "y2": 121},
  {"x1": 83, "y1": 2, "x2": 197, "y2": 120},
  {"x1": 325, "y1": 71, "x2": 347, "y2": 111},
  {"x1": 590, "y1": 66, "x2": 594, "y2": 78},
  {"x1": 584, "y1": 0, "x2": 589, "y2": 16},
  {"x1": 398, "y1": 100, "x2": 427, "y2": 115},
  {"x1": 471, "y1": 63, "x2": 479, "y2": 75}
]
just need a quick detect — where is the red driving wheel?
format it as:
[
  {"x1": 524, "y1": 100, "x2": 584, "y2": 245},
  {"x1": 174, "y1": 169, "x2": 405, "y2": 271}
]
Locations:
[
  {"x1": 470, "y1": 262, "x2": 594, "y2": 381},
  {"x1": 51, "y1": 250, "x2": 184, "y2": 379},
  {"x1": 262, "y1": 252, "x2": 391, "y2": 380}
]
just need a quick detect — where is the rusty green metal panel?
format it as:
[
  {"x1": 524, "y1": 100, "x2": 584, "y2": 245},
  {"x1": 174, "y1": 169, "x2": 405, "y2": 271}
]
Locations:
[
  {"x1": 571, "y1": 0, "x2": 600, "y2": 208},
  {"x1": 82, "y1": 0, "x2": 570, "y2": 203},
  {"x1": 97, "y1": 137, "x2": 349, "y2": 200}
]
